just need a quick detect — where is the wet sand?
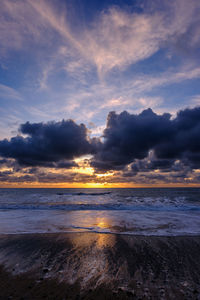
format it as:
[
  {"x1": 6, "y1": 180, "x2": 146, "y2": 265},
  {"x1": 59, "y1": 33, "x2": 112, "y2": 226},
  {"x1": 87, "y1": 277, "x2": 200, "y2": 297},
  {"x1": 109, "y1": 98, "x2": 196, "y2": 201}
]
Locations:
[{"x1": 0, "y1": 233, "x2": 200, "y2": 299}]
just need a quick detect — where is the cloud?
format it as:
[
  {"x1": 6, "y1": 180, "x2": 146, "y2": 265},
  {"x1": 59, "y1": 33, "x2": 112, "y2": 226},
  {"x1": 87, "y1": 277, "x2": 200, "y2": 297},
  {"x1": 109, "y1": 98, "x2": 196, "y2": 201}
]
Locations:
[
  {"x1": 155, "y1": 107, "x2": 200, "y2": 163},
  {"x1": 0, "y1": 119, "x2": 96, "y2": 166},
  {"x1": 0, "y1": 0, "x2": 52, "y2": 55},
  {"x1": 1, "y1": 0, "x2": 200, "y2": 74},
  {"x1": 46, "y1": 63, "x2": 200, "y2": 127},
  {"x1": 130, "y1": 156, "x2": 175, "y2": 174},
  {"x1": 128, "y1": 66, "x2": 200, "y2": 95},
  {"x1": 1, "y1": 106, "x2": 200, "y2": 184},
  {"x1": 0, "y1": 165, "x2": 98, "y2": 184},
  {"x1": 91, "y1": 106, "x2": 200, "y2": 172},
  {"x1": 91, "y1": 108, "x2": 172, "y2": 171},
  {"x1": 2, "y1": 106, "x2": 200, "y2": 177},
  {"x1": 0, "y1": 84, "x2": 22, "y2": 101},
  {"x1": 74, "y1": 0, "x2": 200, "y2": 76}
]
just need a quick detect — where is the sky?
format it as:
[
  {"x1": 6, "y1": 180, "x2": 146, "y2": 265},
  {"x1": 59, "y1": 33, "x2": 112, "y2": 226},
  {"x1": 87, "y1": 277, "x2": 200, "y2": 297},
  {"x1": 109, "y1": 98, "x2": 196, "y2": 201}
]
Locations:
[{"x1": 0, "y1": 0, "x2": 200, "y2": 187}]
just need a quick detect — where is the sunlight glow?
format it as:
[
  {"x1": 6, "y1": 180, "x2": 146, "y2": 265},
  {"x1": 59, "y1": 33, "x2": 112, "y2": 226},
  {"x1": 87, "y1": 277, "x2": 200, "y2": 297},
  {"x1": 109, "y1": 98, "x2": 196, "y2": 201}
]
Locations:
[{"x1": 96, "y1": 172, "x2": 114, "y2": 177}]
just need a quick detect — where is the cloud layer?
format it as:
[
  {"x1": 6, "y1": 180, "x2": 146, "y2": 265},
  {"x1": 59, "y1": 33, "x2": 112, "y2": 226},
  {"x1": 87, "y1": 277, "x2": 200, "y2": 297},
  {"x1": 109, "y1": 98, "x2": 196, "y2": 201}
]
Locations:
[
  {"x1": 0, "y1": 120, "x2": 94, "y2": 166},
  {"x1": 91, "y1": 106, "x2": 200, "y2": 172},
  {"x1": 0, "y1": 106, "x2": 200, "y2": 185}
]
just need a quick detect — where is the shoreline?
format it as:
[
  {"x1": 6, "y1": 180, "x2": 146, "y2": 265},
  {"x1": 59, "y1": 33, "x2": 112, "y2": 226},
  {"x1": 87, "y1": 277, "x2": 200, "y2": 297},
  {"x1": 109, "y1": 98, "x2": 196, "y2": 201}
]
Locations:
[{"x1": 0, "y1": 232, "x2": 200, "y2": 299}]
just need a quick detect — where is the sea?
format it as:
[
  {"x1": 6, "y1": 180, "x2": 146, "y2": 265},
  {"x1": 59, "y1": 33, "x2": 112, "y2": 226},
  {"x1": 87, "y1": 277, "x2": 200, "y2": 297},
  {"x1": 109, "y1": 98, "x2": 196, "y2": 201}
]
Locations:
[{"x1": 0, "y1": 188, "x2": 200, "y2": 236}]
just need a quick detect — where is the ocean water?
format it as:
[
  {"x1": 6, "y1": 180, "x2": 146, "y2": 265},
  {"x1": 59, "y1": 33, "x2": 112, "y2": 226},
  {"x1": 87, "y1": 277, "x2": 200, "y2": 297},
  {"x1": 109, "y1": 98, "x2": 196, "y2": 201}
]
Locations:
[{"x1": 0, "y1": 188, "x2": 200, "y2": 235}]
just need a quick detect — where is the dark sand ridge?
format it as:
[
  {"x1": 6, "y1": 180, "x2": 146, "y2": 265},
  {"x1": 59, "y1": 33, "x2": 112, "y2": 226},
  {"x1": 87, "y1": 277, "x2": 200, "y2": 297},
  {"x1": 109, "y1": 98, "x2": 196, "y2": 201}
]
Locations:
[{"x1": 0, "y1": 233, "x2": 200, "y2": 299}]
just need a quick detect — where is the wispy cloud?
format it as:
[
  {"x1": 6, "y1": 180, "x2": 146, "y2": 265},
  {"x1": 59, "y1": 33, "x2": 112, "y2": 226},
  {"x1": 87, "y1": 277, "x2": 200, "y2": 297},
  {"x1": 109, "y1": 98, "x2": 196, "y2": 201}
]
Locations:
[
  {"x1": 80, "y1": 0, "x2": 197, "y2": 75},
  {"x1": 0, "y1": 84, "x2": 22, "y2": 101},
  {"x1": 188, "y1": 95, "x2": 200, "y2": 107},
  {"x1": 128, "y1": 66, "x2": 200, "y2": 94},
  {"x1": 49, "y1": 64, "x2": 200, "y2": 122},
  {"x1": 1, "y1": 0, "x2": 200, "y2": 74},
  {"x1": 0, "y1": 0, "x2": 49, "y2": 55}
]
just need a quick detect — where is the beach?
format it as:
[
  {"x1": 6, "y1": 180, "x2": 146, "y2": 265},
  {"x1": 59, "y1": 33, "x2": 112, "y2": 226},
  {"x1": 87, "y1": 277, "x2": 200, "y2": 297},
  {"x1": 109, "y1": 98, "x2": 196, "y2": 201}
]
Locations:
[{"x1": 0, "y1": 232, "x2": 200, "y2": 299}]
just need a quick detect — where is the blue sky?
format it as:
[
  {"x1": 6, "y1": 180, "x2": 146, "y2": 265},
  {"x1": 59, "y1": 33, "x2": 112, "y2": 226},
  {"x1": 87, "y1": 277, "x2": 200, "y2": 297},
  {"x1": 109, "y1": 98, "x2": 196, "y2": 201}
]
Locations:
[{"x1": 0, "y1": 0, "x2": 200, "y2": 187}]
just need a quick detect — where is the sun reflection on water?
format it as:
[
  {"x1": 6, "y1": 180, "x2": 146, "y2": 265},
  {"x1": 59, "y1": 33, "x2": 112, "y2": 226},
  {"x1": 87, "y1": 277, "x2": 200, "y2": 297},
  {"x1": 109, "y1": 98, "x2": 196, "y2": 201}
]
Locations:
[{"x1": 68, "y1": 213, "x2": 116, "y2": 249}]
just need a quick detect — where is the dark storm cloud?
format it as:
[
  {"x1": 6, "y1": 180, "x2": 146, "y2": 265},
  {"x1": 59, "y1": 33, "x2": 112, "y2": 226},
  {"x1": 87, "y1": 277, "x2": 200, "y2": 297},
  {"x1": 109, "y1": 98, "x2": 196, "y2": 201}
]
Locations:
[
  {"x1": 0, "y1": 173, "x2": 37, "y2": 183},
  {"x1": 0, "y1": 120, "x2": 95, "y2": 166},
  {"x1": 24, "y1": 160, "x2": 78, "y2": 169},
  {"x1": 155, "y1": 107, "x2": 200, "y2": 161},
  {"x1": 0, "y1": 158, "x2": 16, "y2": 167},
  {"x1": 130, "y1": 157, "x2": 174, "y2": 174},
  {"x1": 1, "y1": 107, "x2": 200, "y2": 177},
  {"x1": 91, "y1": 106, "x2": 200, "y2": 172},
  {"x1": 91, "y1": 108, "x2": 173, "y2": 171},
  {"x1": 0, "y1": 170, "x2": 13, "y2": 177},
  {"x1": 0, "y1": 159, "x2": 7, "y2": 165},
  {"x1": 53, "y1": 160, "x2": 78, "y2": 168}
]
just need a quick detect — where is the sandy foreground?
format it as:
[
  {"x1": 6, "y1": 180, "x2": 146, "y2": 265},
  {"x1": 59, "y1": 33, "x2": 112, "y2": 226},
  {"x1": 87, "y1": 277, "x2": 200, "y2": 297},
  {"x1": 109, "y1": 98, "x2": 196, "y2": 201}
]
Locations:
[{"x1": 0, "y1": 233, "x2": 200, "y2": 299}]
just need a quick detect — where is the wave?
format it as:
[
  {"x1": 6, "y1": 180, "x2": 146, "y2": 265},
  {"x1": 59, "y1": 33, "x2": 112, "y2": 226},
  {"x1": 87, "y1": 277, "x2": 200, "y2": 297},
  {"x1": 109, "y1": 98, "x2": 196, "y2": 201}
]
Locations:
[
  {"x1": 0, "y1": 203, "x2": 200, "y2": 211},
  {"x1": 57, "y1": 192, "x2": 111, "y2": 196}
]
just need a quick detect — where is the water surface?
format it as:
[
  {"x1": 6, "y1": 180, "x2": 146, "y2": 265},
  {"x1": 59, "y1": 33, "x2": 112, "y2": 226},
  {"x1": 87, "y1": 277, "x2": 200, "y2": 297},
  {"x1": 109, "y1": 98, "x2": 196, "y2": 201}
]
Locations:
[{"x1": 0, "y1": 188, "x2": 200, "y2": 235}]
